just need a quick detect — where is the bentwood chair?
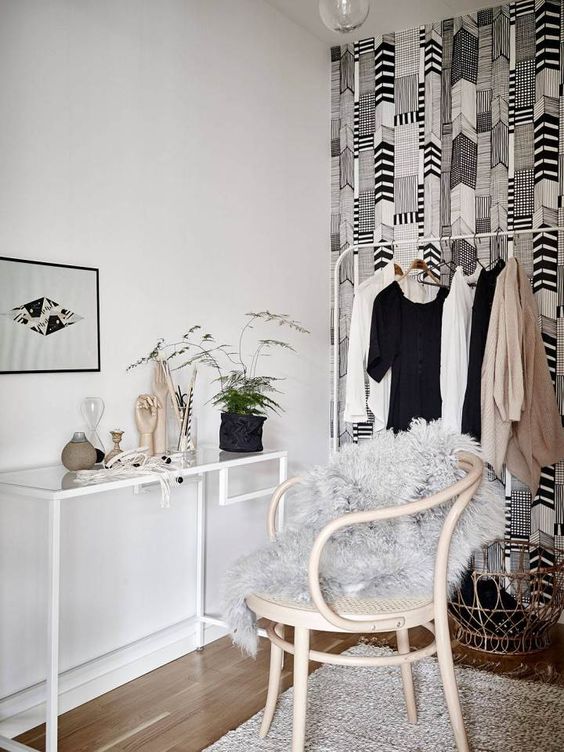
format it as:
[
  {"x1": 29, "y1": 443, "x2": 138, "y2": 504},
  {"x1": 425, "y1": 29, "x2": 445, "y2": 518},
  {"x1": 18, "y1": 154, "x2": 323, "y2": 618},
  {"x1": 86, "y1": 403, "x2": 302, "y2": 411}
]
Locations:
[{"x1": 246, "y1": 451, "x2": 483, "y2": 752}]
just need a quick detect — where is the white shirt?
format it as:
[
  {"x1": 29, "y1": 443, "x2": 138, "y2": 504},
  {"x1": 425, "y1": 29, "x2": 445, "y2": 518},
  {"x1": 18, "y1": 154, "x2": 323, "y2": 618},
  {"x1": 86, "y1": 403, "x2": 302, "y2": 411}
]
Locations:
[
  {"x1": 440, "y1": 266, "x2": 478, "y2": 432},
  {"x1": 344, "y1": 263, "x2": 438, "y2": 430}
]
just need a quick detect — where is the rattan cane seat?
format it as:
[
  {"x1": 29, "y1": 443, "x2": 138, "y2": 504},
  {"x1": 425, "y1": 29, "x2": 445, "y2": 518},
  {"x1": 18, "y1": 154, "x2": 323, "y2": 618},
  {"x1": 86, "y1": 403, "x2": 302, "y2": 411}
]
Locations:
[
  {"x1": 254, "y1": 592, "x2": 432, "y2": 615},
  {"x1": 248, "y1": 591, "x2": 435, "y2": 632}
]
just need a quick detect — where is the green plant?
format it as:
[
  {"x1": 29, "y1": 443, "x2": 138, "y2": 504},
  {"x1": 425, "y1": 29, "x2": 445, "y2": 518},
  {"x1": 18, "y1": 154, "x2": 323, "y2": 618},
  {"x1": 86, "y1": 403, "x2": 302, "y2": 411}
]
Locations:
[
  {"x1": 128, "y1": 312, "x2": 309, "y2": 417},
  {"x1": 210, "y1": 372, "x2": 280, "y2": 415},
  {"x1": 211, "y1": 312, "x2": 309, "y2": 416},
  {"x1": 127, "y1": 327, "x2": 235, "y2": 417},
  {"x1": 127, "y1": 325, "x2": 234, "y2": 375}
]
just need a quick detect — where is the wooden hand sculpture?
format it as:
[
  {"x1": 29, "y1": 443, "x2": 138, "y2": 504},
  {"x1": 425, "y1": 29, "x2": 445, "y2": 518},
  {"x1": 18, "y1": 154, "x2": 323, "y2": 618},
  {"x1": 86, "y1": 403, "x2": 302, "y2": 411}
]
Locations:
[
  {"x1": 152, "y1": 362, "x2": 169, "y2": 455},
  {"x1": 135, "y1": 394, "x2": 159, "y2": 455}
]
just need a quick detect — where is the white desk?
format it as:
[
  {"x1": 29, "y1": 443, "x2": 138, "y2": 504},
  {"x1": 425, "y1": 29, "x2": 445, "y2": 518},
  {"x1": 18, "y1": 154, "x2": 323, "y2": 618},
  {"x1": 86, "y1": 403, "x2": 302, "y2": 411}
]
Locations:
[{"x1": 0, "y1": 447, "x2": 287, "y2": 752}]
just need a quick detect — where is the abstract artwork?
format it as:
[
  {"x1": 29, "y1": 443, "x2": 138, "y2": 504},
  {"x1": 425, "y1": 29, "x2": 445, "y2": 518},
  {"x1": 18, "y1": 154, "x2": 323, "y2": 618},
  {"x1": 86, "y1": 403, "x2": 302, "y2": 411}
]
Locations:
[
  {"x1": 0, "y1": 257, "x2": 100, "y2": 373},
  {"x1": 7, "y1": 297, "x2": 83, "y2": 336},
  {"x1": 330, "y1": 1, "x2": 564, "y2": 570}
]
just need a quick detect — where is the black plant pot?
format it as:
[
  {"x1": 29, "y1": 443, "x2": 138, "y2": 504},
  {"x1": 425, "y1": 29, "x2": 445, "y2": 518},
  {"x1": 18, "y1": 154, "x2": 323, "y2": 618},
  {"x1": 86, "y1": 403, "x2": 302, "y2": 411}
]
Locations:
[{"x1": 219, "y1": 412, "x2": 266, "y2": 453}]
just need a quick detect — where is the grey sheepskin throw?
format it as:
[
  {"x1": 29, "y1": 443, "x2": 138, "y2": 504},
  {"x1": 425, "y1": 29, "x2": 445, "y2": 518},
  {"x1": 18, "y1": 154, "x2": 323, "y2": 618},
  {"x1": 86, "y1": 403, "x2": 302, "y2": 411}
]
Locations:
[{"x1": 223, "y1": 420, "x2": 505, "y2": 656}]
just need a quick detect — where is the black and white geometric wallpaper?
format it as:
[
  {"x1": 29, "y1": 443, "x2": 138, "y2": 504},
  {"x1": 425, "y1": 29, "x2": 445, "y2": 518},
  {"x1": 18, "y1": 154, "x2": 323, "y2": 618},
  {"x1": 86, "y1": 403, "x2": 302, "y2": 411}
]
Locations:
[{"x1": 330, "y1": 1, "x2": 564, "y2": 561}]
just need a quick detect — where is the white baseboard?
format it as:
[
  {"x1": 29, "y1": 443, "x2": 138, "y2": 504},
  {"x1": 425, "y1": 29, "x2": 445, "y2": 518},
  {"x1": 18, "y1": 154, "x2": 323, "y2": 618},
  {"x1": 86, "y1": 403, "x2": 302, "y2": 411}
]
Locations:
[{"x1": 0, "y1": 617, "x2": 227, "y2": 740}]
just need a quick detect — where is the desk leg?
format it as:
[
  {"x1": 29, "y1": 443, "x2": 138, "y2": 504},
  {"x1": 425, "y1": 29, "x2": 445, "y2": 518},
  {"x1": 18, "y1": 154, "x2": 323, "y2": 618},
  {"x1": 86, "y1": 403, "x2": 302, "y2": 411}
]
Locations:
[
  {"x1": 278, "y1": 456, "x2": 288, "y2": 531},
  {"x1": 46, "y1": 498, "x2": 61, "y2": 752},
  {"x1": 195, "y1": 475, "x2": 206, "y2": 651}
]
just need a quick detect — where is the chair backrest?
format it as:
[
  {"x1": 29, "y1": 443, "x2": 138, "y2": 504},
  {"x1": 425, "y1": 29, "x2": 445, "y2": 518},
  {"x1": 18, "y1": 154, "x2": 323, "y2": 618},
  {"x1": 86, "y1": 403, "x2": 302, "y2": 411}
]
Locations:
[{"x1": 267, "y1": 451, "x2": 484, "y2": 632}]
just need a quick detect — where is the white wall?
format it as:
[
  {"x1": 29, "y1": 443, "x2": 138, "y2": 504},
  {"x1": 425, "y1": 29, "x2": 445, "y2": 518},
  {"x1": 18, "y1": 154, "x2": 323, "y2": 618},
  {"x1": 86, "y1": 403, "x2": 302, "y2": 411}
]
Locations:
[{"x1": 0, "y1": 0, "x2": 329, "y2": 727}]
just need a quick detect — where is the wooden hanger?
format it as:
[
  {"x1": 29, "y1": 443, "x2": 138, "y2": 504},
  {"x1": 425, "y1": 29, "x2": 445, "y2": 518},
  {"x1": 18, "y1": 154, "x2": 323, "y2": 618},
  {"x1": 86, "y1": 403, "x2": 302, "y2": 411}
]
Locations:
[
  {"x1": 399, "y1": 257, "x2": 441, "y2": 284},
  {"x1": 417, "y1": 258, "x2": 455, "y2": 288}
]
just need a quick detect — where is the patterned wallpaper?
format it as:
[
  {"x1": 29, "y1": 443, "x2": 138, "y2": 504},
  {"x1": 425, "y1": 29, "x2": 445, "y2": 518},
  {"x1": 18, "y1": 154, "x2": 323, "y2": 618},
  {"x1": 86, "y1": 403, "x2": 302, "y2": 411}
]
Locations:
[{"x1": 330, "y1": 0, "x2": 564, "y2": 566}]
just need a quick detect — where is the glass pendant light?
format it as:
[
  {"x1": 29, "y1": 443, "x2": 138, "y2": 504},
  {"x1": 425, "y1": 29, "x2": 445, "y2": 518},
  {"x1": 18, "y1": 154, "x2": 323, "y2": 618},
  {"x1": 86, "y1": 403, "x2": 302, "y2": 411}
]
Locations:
[{"x1": 319, "y1": 0, "x2": 370, "y2": 33}]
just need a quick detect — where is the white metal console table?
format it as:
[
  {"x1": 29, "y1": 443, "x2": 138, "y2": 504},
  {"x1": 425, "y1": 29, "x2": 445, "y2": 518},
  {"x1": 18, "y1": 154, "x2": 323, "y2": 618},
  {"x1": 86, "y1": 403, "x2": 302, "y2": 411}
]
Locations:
[{"x1": 0, "y1": 447, "x2": 287, "y2": 752}]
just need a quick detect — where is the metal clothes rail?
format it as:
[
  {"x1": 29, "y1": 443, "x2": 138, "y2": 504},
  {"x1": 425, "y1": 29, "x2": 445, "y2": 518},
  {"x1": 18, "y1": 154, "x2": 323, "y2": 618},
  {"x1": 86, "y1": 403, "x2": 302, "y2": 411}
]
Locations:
[{"x1": 331, "y1": 225, "x2": 564, "y2": 452}]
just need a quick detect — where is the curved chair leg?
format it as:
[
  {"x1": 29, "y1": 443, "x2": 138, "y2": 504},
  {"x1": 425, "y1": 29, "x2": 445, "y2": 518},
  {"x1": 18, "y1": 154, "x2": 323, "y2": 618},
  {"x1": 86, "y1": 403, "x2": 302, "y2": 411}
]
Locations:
[
  {"x1": 396, "y1": 628, "x2": 417, "y2": 724},
  {"x1": 292, "y1": 626, "x2": 310, "y2": 752},
  {"x1": 435, "y1": 616, "x2": 470, "y2": 752},
  {"x1": 260, "y1": 625, "x2": 285, "y2": 738}
]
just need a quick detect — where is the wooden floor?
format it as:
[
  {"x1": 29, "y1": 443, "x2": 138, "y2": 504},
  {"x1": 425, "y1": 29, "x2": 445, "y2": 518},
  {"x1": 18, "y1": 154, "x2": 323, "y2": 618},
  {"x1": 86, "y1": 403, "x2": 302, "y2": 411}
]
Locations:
[{"x1": 11, "y1": 624, "x2": 564, "y2": 752}]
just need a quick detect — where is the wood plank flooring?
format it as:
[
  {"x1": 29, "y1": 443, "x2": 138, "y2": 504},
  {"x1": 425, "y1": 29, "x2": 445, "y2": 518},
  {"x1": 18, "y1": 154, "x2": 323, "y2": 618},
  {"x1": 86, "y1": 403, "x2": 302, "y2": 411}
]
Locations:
[{"x1": 10, "y1": 624, "x2": 564, "y2": 752}]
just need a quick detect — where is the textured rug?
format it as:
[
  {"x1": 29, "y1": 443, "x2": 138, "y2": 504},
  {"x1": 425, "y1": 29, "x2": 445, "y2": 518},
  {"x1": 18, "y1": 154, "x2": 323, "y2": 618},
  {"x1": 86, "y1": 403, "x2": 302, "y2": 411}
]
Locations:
[{"x1": 206, "y1": 645, "x2": 564, "y2": 751}]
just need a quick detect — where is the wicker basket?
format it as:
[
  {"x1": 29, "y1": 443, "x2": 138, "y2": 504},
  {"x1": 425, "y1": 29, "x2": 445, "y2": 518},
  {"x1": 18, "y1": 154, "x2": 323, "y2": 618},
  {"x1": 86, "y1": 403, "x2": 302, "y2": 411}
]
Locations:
[{"x1": 449, "y1": 540, "x2": 564, "y2": 655}]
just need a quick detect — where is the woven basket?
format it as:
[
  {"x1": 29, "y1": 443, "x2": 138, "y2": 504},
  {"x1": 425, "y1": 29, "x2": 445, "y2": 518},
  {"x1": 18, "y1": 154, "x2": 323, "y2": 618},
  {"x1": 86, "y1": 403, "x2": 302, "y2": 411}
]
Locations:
[{"x1": 449, "y1": 540, "x2": 564, "y2": 655}]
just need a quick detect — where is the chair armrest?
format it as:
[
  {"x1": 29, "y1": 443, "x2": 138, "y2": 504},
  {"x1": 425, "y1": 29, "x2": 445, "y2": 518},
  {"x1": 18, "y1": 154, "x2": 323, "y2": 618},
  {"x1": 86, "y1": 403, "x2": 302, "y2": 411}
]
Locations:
[
  {"x1": 267, "y1": 476, "x2": 304, "y2": 541},
  {"x1": 307, "y1": 451, "x2": 484, "y2": 632}
]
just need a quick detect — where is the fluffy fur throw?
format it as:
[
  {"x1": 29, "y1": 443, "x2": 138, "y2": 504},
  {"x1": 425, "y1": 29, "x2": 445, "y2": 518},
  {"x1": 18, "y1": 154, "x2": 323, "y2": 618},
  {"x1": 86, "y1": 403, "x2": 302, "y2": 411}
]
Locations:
[{"x1": 223, "y1": 420, "x2": 505, "y2": 655}]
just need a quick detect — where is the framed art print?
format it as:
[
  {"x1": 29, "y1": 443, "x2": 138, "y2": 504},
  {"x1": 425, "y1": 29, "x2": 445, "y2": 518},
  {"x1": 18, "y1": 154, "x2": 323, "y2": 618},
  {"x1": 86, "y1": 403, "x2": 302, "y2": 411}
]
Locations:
[{"x1": 0, "y1": 256, "x2": 100, "y2": 374}]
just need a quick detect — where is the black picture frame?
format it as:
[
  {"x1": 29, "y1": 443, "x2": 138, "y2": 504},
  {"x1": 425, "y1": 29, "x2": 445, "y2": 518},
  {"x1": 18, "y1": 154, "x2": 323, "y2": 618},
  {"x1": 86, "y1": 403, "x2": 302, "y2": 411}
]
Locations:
[{"x1": 0, "y1": 256, "x2": 100, "y2": 374}]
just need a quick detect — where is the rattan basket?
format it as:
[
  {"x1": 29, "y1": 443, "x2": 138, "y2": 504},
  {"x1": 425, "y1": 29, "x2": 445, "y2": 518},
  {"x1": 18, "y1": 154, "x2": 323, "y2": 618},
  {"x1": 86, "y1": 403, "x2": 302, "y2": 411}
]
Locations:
[{"x1": 449, "y1": 540, "x2": 564, "y2": 655}]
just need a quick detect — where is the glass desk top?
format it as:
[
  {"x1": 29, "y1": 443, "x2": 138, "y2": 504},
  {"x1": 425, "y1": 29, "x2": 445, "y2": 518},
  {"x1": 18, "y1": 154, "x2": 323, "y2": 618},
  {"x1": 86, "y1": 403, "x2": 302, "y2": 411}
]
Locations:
[{"x1": 0, "y1": 447, "x2": 286, "y2": 500}]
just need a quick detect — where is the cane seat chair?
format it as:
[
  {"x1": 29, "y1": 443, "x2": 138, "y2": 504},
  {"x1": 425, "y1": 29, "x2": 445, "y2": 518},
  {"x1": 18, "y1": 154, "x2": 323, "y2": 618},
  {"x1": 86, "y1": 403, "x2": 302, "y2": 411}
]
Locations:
[{"x1": 246, "y1": 451, "x2": 483, "y2": 752}]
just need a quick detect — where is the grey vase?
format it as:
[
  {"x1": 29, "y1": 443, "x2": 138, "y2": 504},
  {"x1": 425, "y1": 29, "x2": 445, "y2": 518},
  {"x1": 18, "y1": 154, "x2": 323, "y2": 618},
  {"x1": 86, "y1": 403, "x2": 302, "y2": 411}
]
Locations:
[{"x1": 61, "y1": 432, "x2": 97, "y2": 471}]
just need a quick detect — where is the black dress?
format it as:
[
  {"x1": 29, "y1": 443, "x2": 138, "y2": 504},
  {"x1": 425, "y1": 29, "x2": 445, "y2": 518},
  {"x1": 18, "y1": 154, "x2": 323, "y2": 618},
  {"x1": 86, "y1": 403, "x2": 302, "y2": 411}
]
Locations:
[
  {"x1": 367, "y1": 281, "x2": 448, "y2": 432},
  {"x1": 461, "y1": 259, "x2": 505, "y2": 440}
]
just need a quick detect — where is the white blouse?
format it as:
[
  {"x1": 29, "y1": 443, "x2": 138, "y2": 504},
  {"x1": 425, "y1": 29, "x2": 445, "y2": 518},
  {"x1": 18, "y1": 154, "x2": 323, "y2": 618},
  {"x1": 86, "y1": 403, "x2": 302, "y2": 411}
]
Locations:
[
  {"x1": 344, "y1": 263, "x2": 437, "y2": 430},
  {"x1": 440, "y1": 266, "x2": 479, "y2": 432}
]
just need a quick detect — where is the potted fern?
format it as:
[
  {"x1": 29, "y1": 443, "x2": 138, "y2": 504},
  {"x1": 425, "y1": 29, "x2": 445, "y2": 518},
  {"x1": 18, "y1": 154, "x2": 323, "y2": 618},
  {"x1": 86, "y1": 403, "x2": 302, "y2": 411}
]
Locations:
[{"x1": 212, "y1": 312, "x2": 309, "y2": 452}]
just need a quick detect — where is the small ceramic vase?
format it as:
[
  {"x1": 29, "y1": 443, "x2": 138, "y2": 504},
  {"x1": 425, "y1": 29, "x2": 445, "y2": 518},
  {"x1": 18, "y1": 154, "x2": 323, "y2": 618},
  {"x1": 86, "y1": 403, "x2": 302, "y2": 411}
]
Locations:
[
  {"x1": 61, "y1": 432, "x2": 97, "y2": 471},
  {"x1": 105, "y1": 430, "x2": 124, "y2": 465}
]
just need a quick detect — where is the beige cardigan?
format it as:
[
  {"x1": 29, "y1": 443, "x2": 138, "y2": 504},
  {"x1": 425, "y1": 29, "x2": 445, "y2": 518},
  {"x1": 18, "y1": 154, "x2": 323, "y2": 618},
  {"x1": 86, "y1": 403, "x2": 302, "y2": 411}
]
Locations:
[{"x1": 481, "y1": 257, "x2": 564, "y2": 494}]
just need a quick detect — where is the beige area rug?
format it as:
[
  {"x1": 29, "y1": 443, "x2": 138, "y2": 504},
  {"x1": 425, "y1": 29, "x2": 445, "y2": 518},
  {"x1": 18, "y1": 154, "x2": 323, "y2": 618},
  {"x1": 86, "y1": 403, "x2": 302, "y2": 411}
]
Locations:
[{"x1": 206, "y1": 644, "x2": 564, "y2": 751}]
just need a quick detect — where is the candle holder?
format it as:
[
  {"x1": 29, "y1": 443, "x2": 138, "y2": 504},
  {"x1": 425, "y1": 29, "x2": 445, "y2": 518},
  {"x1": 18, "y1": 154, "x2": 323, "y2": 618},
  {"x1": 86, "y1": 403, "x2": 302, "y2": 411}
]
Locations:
[{"x1": 105, "y1": 430, "x2": 124, "y2": 465}]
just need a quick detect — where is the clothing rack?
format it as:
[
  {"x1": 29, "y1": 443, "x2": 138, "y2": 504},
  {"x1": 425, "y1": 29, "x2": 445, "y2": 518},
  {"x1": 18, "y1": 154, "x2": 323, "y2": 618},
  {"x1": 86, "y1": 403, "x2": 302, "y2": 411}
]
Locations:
[{"x1": 332, "y1": 225, "x2": 564, "y2": 452}]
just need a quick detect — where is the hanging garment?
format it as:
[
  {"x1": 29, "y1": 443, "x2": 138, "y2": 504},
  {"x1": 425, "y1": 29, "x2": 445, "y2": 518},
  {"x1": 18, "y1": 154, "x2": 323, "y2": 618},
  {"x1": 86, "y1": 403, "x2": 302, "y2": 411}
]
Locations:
[
  {"x1": 344, "y1": 262, "x2": 396, "y2": 426},
  {"x1": 461, "y1": 259, "x2": 505, "y2": 440},
  {"x1": 344, "y1": 264, "x2": 437, "y2": 428},
  {"x1": 367, "y1": 281, "x2": 448, "y2": 432},
  {"x1": 481, "y1": 258, "x2": 564, "y2": 494},
  {"x1": 440, "y1": 266, "x2": 479, "y2": 432}
]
